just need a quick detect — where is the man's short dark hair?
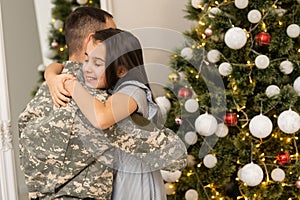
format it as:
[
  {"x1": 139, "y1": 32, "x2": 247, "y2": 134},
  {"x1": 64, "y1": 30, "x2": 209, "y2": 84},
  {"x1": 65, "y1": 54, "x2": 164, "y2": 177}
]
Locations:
[{"x1": 65, "y1": 7, "x2": 113, "y2": 56}]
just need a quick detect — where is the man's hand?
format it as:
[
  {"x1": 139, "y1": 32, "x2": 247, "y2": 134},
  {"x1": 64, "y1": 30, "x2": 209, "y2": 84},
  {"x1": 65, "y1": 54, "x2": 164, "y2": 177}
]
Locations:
[{"x1": 46, "y1": 74, "x2": 75, "y2": 107}]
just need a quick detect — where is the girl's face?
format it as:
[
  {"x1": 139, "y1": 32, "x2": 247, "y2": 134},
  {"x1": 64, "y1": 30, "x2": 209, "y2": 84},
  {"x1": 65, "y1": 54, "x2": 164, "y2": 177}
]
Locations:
[{"x1": 83, "y1": 43, "x2": 107, "y2": 89}]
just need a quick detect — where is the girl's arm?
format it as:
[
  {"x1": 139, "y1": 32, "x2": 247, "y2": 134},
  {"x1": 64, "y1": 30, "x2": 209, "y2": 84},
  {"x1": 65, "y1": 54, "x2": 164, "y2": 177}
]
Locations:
[
  {"x1": 65, "y1": 79, "x2": 137, "y2": 129},
  {"x1": 44, "y1": 63, "x2": 74, "y2": 107}
]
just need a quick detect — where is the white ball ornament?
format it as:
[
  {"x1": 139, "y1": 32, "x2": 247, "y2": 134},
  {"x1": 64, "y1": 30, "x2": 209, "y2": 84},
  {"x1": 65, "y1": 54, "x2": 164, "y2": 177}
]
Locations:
[
  {"x1": 293, "y1": 76, "x2": 300, "y2": 96},
  {"x1": 265, "y1": 85, "x2": 280, "y2": 98},
  {"x1": 237, "y1": 168, "x2": 244, "y2": 181},
  {"x1": 277, "y1": 109, "x2": 300, "y2": 134},
  {"x1": 191, "y1": 0, "x2": 205, "y2": 8},
  {"x1": 249, "y1": 114, "x2": 273, "y2": 139},
  {"x1": 224, "y1": 27, "x2": 247, "y2": 49},
  {"x1": 218, "y1": 62, "x2": 232, "y2": 76},
  {"x1": 155, "y1": 96, "x2": 171, "y2": 112},
  {"x1": 165, "y1": 183, "x2": 175, "y2": 195},
  {"x1": 215, "y1": 123, "x2": 229, "y2": 138},
  {"x1": 207, "y1": 49, "x2": 221, "y2": 63},
  {"x1": 279, "y1": 60, "x2": 294, "y2": 75},
  {"x1": 209, "y1": 7, "x2": 221, "y2": 18},
  {"x1": 185, "y1": 189, "x2": 198, "y2": 200},
  {"x1": 185, "y1": 99, "x2": 199, "y2": 113},
  {"x1": 161, "y1": 170, "x2": 182, "y2": 183},
  {"x1": 234, "y1": 0, "x2": 248, "y2": 9},
  {"x1": 240, "y1": 162, "x2": 264, "y2": 187},
  {"x1": 255, "y1": 55, "x2": 269, "y2": 69},
  {"x1": 53, "y1": 19, "x2": 64, "y2": 30},
  {"x1": 77, "y1": 0, "x2": 88, "y2": 4},
  {"x1": 286, "y1": 24, "x2": 300, "y2": 38},
  {"x1": 184, "y1": 131, "x2": 198, "y2": 145},
  {"x1": 247, "y1": 9, "x2": 262, "y2": 23},
  {"x1": 44, "y1": 49, "x2": 57, "y2": 59},
  {"x1": 203, "y1": 154, "x2": 217, "y2": 168},
  {"x1": 181, "y1": 47, "x2": 193, "y2": 60},
  {"x1": 271, "y1": 168, "x2": 285, "y2": 182},
  {"x1": 195, "y1": 113, "x2": 218, "y2": 136}
]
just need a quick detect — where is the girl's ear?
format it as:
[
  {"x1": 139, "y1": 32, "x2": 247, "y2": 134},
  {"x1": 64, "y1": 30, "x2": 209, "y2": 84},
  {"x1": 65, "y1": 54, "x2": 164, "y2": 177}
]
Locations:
[{"x1": 117, "y1": 66, "x2": 128, "y2": 78}]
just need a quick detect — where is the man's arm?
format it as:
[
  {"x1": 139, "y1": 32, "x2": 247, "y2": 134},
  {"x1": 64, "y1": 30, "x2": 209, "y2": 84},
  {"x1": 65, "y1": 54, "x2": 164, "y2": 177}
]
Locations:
[{"x1": 44, "y1": 63, "x2": 74, "y2": 107}]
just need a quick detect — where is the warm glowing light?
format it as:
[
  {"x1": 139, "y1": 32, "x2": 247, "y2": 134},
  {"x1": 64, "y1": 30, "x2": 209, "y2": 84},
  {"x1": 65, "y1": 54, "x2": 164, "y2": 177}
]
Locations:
[
  {"x1": 272, "y1": 4, "x2": 277, "y2": 8},
  {"x1": 59, "y1": 47, "x2": 64, "y2": 52},
  {"x1": 261, "y1": 22, "x2": 267, "y2": 32},
  {"x1": 199, "y1": 20, "x2": 206, "y2": 26},
  {"x1": 173, "y1": 54, "x2": 178, "y2": 58},
  {"x1": 59, "y1": 28, "x2": 63, "y2": 32},
  {"x1": 195, "y1": 75, "x2": 200, "y2": 79},
  {"x1": 278, "y1": 21, "x2": 283, "y2": 26}
]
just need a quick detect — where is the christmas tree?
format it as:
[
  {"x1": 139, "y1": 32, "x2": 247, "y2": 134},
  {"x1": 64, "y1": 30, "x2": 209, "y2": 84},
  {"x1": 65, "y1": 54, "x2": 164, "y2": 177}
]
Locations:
[
  {"x1": 159, "y1": 0, "x2": 300, "y2": 199},
  {"x1": 32, "y1": 0, "x2": 100, "y2": 95}
]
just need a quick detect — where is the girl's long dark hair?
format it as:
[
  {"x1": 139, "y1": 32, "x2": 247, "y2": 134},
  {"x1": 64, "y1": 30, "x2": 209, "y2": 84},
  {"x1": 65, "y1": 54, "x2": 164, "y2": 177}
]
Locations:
[{"x1": 92, "y1": 28, "x2": 152, "y2": 95}]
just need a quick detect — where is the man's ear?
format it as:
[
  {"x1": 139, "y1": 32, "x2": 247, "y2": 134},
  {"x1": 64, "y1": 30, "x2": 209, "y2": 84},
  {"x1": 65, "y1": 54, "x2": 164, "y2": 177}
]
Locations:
[
  {"x1": 117, "y1": 66, "x2": 128, "y2": 78},
  {"x1": 85, "y1": 33, "x2": 95, "y2": 44}
]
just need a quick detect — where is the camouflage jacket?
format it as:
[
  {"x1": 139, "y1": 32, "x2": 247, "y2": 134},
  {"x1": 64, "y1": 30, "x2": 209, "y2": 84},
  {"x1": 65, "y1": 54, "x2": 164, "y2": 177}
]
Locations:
[
  {"x1": 19, "y1": 62, "x2": 187, "y2": 199},
  {"x1": 19, "y1": 61, "x2": 114, "y2": 199}
]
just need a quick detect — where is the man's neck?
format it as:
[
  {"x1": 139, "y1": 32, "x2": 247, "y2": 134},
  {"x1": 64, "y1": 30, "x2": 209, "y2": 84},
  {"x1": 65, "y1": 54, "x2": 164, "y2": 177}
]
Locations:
[{"x1": 69, "y1": 53, "x2": 84, "y2": 63}]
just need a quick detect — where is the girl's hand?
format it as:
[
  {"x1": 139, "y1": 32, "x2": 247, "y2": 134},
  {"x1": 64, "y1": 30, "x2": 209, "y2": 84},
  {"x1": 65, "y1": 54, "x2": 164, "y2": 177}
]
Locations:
[
  {"x1": 64, "y1": 79, "x2": 77, "y2": 98},
  {"x1": 47, "y1": 74, "x2": 76, "y2": 107}
]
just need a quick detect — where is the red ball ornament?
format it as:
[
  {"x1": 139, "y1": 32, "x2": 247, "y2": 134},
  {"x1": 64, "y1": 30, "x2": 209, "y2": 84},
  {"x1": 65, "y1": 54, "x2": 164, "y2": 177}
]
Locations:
[
  {"x1": 255, "y1": 32, "x2": 271, "y2": 46},
  {"x1": 175, "y1": 116, "x2": 183, "y2": 125},
  {"x1": 178, "y1": 87, "x2": 192, "y2": 99},
  {"x1": 223, "y1": 112, "x2": 238, "y2": 126},
  {"x1": 276, "y1": 151, "x2": 291, "y2": 165},
  {"x1": 296, "y1": 179, "x2": 300, "y2": 189}
]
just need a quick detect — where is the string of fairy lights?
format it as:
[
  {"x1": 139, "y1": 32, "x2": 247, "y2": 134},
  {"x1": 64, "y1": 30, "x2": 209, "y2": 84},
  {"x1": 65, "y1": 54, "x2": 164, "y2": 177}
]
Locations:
[{"x1": 160, "y1": 0, "x2": 300, "y2": 199}]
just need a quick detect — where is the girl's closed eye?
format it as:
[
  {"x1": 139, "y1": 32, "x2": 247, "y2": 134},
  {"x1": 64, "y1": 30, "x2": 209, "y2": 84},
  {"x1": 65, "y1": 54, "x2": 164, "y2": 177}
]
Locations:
[{"x1": 93, "y1": 58, "x2": 104, "y2": 67}]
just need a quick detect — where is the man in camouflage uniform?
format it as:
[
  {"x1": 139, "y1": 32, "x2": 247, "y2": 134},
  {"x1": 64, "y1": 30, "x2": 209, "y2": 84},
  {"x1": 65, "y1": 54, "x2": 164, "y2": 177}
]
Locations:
[
  {"x1": 19, "y1": 7, "x2": 187, "y2": 200},
  {"x1": 19, "y1": 7, "x2": 116, "y2": 199}
]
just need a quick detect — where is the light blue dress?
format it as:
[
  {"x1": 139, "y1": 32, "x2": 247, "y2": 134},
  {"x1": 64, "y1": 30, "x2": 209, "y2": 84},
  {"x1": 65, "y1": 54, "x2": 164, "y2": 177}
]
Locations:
[{"x1": 111, "y1": 82, "x2": 167, "y2": 200}]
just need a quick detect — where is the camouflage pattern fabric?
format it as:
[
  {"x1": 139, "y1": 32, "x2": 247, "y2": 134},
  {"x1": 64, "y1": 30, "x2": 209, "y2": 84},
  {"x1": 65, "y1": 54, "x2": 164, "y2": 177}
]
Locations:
[
  {"x1": 19, "y1": 61, "x2": 114, "y2": 199},
  {"x1": 19, "y1": 61, "x2": 187, "y2": 199}
]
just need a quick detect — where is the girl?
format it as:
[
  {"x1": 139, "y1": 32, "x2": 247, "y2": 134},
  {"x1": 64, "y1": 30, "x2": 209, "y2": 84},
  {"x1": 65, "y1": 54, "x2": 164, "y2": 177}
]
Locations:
[{"x1": 64, "y1": 28, "x2": 186, "y2": 200}]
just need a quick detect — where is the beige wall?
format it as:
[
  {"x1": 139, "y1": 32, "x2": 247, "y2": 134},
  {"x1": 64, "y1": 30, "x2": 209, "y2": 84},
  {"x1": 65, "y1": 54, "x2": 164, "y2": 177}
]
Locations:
[
  {"x1": 111, "y1": 0, "x2": 193, "y2": 96},
  {"x1": 1, "y1": 0, "x2": 42, "y2": 199}
]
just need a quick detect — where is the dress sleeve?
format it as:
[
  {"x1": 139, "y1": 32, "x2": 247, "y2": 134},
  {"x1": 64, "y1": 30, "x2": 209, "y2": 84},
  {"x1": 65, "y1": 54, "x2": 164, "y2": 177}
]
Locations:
[{"x1": 116, "y1": 85, "x2": 149, "y2": 118}]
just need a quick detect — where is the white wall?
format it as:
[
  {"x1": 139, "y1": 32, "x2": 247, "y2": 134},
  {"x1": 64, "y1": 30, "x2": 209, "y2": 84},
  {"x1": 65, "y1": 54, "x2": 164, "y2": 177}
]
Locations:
[
  {"x1": 111, "y1": 0, "x2": 193, "y2": 96},
  {"x1": 1, "y1": 0, "x2": 42, "y2": 199}
]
